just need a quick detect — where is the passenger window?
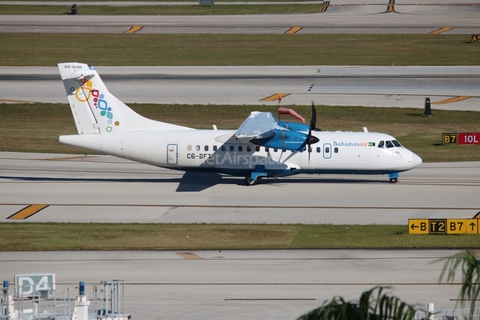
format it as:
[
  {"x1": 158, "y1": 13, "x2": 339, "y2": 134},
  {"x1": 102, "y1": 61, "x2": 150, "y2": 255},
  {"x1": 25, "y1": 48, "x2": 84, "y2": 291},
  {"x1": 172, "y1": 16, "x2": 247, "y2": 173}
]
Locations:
[
  {"x1": 229, "y1": 146, "x2": 234, "y2": 152},
  {"x1": 334, "y1": 147, "x2": 338, "y2": 153},
  {"x1": 196, "y1": 145, "x2": 200, "y2": 151},
  {"x1": 316, "y1": 147, "x2": 321, "y2": 153},
  {"x1": 221, "y1": 146, "x2": 226, "y2": 152},
  {"x1": 247, "y1": 146, "x2": 251, "y2": 152},
  {"x1": 213, "y1": 146, "x2": 218, "y2": 151},
  {"x1": 325, "y1": 147, "x2": 330, "y2": 153},
  {"x1": 204, "y1": 145, "x2": 209, "y2": 152},
  {"x1": 378, "y1": 141, "x2": 384, "y2": 148},
  {"x1": 187, "y1": 145, "x2": 192, "y2": 151},
  {"x1": 265, "y1": 147, "x2": 269, "y2": 152},
  {"x1": 255, "y1": 146, "x2": 260, "y2": 152},
  {"x1": 238, "y1": 146, "x2": 243, "y2": 152},
  {"x1": 392, "y1": 140, "x2": 402, "y2": 147},
  {"x1": 274, "y1": 148, "x2": 278, "y2": 152},
  {"x1": 386, "y1": 141, "x2": 394, "y2": 148}
]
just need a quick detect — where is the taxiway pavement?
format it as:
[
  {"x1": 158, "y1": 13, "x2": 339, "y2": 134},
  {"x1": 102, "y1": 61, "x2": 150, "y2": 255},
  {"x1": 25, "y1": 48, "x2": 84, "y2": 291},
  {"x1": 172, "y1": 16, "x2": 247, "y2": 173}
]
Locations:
[
  {"x1": 0, "y1": 250, "x2": 466, "y2": 319},
  {"x1": 1, "y1": 0, "x2": 479, "y2": 34},
  {"x1": 1, "y1": 65, "x2": 479, "y2": 110},
  {"x1": 1, "y1": 152, "x2": 479, "y2": 224}
]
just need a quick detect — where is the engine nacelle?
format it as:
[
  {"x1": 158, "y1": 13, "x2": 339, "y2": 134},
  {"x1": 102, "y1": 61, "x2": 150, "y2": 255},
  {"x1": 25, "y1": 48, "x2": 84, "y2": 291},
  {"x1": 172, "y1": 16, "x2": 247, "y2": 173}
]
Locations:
[
  {"x1": 277, "y1": 121, "x2": 310, "y2": 133},
  {"x1": 252, "y1": 129, "x2": 307, "y2": 151}
]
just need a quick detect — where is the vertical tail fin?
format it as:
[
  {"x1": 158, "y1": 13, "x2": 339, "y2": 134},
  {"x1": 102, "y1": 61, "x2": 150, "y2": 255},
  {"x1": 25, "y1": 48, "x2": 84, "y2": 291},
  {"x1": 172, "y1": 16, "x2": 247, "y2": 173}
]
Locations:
[{"x1": 58, "y1": 62, "x2": 190, "y2": 134}]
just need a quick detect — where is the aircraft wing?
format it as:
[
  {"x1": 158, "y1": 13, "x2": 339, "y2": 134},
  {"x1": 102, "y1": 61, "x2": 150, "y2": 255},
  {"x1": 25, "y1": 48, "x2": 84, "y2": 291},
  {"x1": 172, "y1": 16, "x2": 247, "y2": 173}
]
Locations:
[
  {"x1": 235, "y1": 112, "x2": 279, "y2": 143},
  {"x1": 234, "y1": 111, "x2": 311, "y2": 151}
]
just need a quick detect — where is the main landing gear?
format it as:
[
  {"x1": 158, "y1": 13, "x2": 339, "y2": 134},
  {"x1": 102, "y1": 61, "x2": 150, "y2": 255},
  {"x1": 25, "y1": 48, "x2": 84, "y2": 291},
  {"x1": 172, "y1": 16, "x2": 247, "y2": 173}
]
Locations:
[
  {"x1": 245, "y1": 168, "x2": 268, "y2": 186},
  {"x1": 388, "y1": 172, "x2": 399, "y2": 183},
  {"x1": 245, "y1": 175, "x2": 263, "y2": 186}
]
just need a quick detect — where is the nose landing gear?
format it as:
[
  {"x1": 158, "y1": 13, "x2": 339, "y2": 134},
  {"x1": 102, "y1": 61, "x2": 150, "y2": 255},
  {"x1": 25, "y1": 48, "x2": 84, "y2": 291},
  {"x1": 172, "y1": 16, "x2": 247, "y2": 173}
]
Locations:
[{"x1": 388, "y1": 172, "x2": 399, "y2": 183}]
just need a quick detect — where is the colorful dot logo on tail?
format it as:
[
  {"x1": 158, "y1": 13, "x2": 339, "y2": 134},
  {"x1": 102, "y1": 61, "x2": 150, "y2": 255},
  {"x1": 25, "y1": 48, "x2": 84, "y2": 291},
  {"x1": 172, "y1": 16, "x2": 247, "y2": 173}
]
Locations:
[{"x1": 73, "y1": 79, "x2": 118, "y2": 132}]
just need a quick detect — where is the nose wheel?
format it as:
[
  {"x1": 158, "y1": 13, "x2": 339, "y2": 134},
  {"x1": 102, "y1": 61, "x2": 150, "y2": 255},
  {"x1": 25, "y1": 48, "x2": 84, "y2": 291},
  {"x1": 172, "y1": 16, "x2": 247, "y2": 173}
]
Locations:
[{"x1": 388, "y1": 172, "x2": 399, "y2": 183}]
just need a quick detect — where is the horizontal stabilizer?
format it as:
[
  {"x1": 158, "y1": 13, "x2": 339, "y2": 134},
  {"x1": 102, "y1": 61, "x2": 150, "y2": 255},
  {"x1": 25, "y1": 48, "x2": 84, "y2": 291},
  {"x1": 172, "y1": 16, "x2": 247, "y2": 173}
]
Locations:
[{"x1": 60, "y1": 71, "x2": 96, "y2": 81}]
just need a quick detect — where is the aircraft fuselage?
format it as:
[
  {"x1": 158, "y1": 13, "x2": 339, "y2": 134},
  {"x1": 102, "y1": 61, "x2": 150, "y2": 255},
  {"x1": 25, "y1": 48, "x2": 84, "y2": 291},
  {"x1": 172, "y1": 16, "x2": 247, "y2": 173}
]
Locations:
[{"x1": 60, "y1": 129, "x2": 420, "y2": 178}]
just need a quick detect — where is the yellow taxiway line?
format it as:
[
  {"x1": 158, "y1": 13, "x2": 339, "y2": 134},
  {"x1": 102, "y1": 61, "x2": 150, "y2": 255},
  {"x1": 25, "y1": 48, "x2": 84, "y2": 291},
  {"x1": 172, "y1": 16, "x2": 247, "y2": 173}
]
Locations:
[
  {"x1": 432, "y1": 96, "x2": 471, "y2": 105},
  {"x1": 285, "y1": 27, "x2": 302, "y2": 34},
  {"x1": 430, "y1": 27, "x2": 453, "y2": 35},
  {"x1": 8, "y1": 204, "x2": 49, "y2": 220},
  {"x1": 176, "y1": 252, "x2": 204, "y2": 260},
  {"x1": 386, "y1": 0, "x2": 395, "y2": 13},
  {"x1": 124, "y1": 26, "x2": 144, "y2": 34},
  {"x1": 261, "y1": 93, "x2": 290, "y2": 101},
  {"x1": 319, "y1": 1, "x2": 330, "y2": 13}
]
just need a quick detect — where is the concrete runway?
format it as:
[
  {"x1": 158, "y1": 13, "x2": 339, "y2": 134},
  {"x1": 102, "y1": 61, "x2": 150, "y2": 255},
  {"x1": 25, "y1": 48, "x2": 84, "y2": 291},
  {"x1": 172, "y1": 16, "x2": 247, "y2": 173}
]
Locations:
[
  {"x1": 1, "y1": 65, "x2": 480, "y2": 110},
  {"x1": 1, "y1": 152, "x2": 479, "y2": 224},
  {"x1": 1, "y1": 0, "x2": 479, "y2": 34},
  {"x1": 0, "y1": 250, "x2": 468, "y2": 319}
]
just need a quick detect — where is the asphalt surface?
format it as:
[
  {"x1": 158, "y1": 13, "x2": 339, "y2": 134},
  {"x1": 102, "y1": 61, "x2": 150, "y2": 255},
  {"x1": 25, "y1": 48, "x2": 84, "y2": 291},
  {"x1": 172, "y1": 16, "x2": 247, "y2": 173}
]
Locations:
[
  {"x1": 1, "y1": 152, "x2": 479, "y2": 223},
  {"x1": 1, "y1": 0, "x2": 479, "y2": 34},
  {"x1": 0, "y1": 250, "x2": 467, "y2": 320},
  {"x1": 1, "y1": 65, "x2": 479, "y2": 110}
]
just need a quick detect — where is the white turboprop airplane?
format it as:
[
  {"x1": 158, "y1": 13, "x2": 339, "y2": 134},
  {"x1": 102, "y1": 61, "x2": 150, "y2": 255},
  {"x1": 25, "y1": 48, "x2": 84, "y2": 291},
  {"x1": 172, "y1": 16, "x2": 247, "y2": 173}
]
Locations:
[{"x1": 58, "y1": 62, "x2": 422, "y2": 185}]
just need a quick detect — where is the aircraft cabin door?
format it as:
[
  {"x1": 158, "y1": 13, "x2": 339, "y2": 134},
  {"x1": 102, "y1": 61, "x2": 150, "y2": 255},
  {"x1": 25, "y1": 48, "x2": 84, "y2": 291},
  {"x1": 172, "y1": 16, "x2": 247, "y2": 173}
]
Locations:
[
  {"x1": 323, "y1": 143, "x2": 332, "y2": 159},
  {"x1": 167, "y1": 144, "x2": 178, "y2": 165}
]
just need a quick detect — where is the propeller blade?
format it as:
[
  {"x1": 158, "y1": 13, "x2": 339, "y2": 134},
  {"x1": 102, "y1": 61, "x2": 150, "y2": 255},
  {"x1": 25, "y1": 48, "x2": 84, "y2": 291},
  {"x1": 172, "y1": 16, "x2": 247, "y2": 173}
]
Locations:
[
  {"x1": 307, "y1": 101, "x2": 318, "y2": 162},
  {"x1": 310, "y1": 101, "x2": 317, "y2": 131}
]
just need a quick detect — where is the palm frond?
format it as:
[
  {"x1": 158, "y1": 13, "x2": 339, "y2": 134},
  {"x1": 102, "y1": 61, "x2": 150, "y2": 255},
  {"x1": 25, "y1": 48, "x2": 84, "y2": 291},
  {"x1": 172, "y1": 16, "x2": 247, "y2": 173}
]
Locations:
[
  {"x1": 297, "y1": 286, "x2": 418, "y2": 320},
  {"x1": 435, "y1": 250, "x2": 480, "y2": 317}
]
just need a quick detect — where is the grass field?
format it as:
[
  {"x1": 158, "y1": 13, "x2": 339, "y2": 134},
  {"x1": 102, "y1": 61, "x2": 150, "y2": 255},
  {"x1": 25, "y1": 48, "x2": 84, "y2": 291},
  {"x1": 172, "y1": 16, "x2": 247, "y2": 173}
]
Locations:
[
  {"x1": 1, "y1": 103, "x2": 480, "y2": 162},
  {"x1": 1, "y1": 34, "x2": 478, "y2": 66},
  {"x1": 0, "y1": 223, "x2": 478, "y2": 251}
]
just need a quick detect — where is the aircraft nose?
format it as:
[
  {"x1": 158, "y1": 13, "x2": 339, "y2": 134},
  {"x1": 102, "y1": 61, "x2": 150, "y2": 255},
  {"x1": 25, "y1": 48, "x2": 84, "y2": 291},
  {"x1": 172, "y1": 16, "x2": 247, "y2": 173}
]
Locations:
[{"x1": 412, "y1": 153, "x2": 422, "y2": 168}]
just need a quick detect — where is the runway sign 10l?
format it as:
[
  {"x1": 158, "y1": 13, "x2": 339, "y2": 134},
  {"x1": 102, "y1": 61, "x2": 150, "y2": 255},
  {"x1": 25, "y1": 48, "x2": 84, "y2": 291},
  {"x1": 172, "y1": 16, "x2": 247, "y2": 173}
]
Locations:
[
  {"x1": 408, "y1": 219, "x2": 479, "y2": 235},
  {"x1": 443, "y1": 132, "x2": 480, "y2": 145},
  {"x1": 458, "y1": 133, "x2": 480, "y2": 145}
]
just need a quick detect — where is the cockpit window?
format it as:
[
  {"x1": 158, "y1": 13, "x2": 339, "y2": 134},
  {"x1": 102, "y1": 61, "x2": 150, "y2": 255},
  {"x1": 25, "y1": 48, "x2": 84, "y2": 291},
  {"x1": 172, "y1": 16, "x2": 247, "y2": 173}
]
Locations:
[
  {"x1": 392, "y1": 140, "x2": 402, "y2": 147},
  {"x1": 378, "y1": 141, "x2": 384, "y2": 148},
  {"x1": 386, "y1": 141, "x2": 394, "y2": 148}
]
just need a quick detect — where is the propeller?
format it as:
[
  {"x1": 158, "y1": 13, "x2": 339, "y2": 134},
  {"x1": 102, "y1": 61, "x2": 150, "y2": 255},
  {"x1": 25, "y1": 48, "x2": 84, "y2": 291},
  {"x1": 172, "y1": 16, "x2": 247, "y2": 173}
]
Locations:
[
  {"x1": 310, "y1": 101, "x2": 321, "y2": 131},
  {"x1": 307, "y1": 101, "x2": 320, "y2": 161}
]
